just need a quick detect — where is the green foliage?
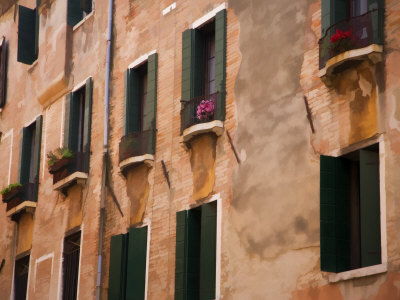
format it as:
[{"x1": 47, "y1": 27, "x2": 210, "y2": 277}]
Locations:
[
  {"x1": 0, "y1": 183, "x2": 22, "y2": 195},
  {"x1": 47, "y1": 147, "x2": 73, "y2": 166}
]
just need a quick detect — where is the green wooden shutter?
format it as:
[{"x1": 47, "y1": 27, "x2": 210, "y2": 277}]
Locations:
[
  {"x1": 67, "y1": 0, "x2": 83, "y2": 27},
  {"x1": 215, "y1": 10, "x2": 227, "y2": 121},
  {"x1": 123, "y1": 69, "x2": 131, "y2": 136},
  {"x1": 17, "y1": 6, "x2": 38, "y2": 65},
  {"x1": 80, "y1": 0, "x2": 92, "y2": 14},
  {"x1": 126, "y1": 227, "x2": 148, "y2": 300},
  {"x1": 192, "y1": 30, "x2": 204, "y2": 98},
  {"x1": 359, "y1": 149, "x2": 381, "y2": 267},
  {"x1": 32, "y1": 116, "x2": 42, "y2": 201},
  {"x1": 108, "y1": 234, "x2": 128, "y2": 300},
  {"x1": 124, "y1": 68, "x2": 141, "y2": 135},
  {"x1": 0, "y1": 39, "x2": 8, "y2": 108},
  {"x1": 199, "y1": 202, "x2": 217, "y2": 300},
  {"x1": 18, "y1": 127, "x2": 32, "y2": 185},
  {"x1": 64, "y1": 92, "x2": 79, "y2": 152},
  {"x1": 175, "y1": 211, "x2": 188, "y2": 300},
  {"x1": 83, "y1": 77, "x2": 93, "y2": 172},
  {"x1": 321, "y1": 0, "x2": 332, "y2": 36},
  {"x1": 320, "y1": 155, "x2": 351, "y2": 273},
  {"x1": 181, "y1": 30, "x2": 194, "y2": 102},
  {"x1": 35, "y1": 4, "x2": 39, "y2": 57},
  {"x1": 143, "y1": 53, "x2": 158, "y2": 132}
]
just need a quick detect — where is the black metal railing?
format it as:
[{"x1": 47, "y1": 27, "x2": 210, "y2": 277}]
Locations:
[
  {"x1": 319, "y1": 9, "x2": 383, "y2": 70},
  {"x1": 119, "y1": 129, "x2": 156, "y2": 163},
  {"x1": 6, "y1": 182, "x2": 36, "y2": 211},
  {"x1": 52, "y1": 152, "x2": 88, "y2": 185},
  {"x1": 180, "y1": 92, "x2": 225, "y2": 134}
]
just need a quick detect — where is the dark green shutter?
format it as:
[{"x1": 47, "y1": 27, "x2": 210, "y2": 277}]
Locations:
[
  {"x1": 126, "y1": 227, "x2": 148, "y2": 300},
  {"x1": 32, "y1": 116, "x2": 42, "y2": 201},
  {"x1": 181, "y1": 30, "x2": 193, "y2": 102},
  {"x1": 18, "y1": 128, "x2": 32, "y2": 185},
  {"x1": 368, "y1": 0, "x2": 382, "y2": 10},
  {"x1": 175, "y1": 211, "x2": 189, "y2": 300},
  {"x1": 199, "y1": 202, "x2": 217, "y2": 300},
  {"x1": 333, "y1": 0, "x2": 348, "y2": 24},
  {"x1": 369, "y1": 0, "x2": 384, "y2": 45},
  {"x1": 80, "y1": 0, "x2": 92, "y2": 14},
  {"x1": 0, "y1": 39, "x2": 8, "y2": 108},
  {"x1": 215, "y1": 10, "x2": 227, "y2": 121},
  {"x1": 143, "y1": 53, "x2": 158, "y2": 132},
  {"x1": 321, "y1": 0, "x2": 332, "y2": 36},
  {"x1": 359, "y1": 149, "x2": 381, "y2": 267},
  {"x1": 64, "y1": 92, "x2": 79, "y2": 152},
  {"x1": 35, "y1": 4, "x2": 39, "y2": 57},
  {"x1": 108, "y1": 234, "x2": 128, "y2": 300},
  {"x1": 67, "y1": 0, "x2": 83, "y2": 27},
  {"x1": 17, "y1": 6, "x2": 38, "y2": 65},
  {"x1": 320, "y1": 155, "x2": 351, "y2": 273},
  {"x1": 83, "y1": 77, "x2": 93, "y2": 172}
]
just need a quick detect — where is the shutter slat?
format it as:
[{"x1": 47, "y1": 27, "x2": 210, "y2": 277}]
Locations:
[
  {"x1": 199, "y1": 202, "x2": 217, "y2": 300},
  {"x1": 143, "y1": 53, "x2": 158, "y2": 133},
  {"x1": 214, "y1": 10, "x2": 227, "y2": 121},
  {"x1": 83, "y1": 77, "x2": 93, "y2": 172},
  {"x1": 67, "y1": 0, "x2": 83, "y2": 27},
  {"x1": 126, "y1": 227, "x2": 148, "y2": 300},
  {"x1": 108, "y1": 234, "x2": 127, "y2": 300},
  {"x1": 359, "y1": 149, "x2": 381, "y2": 267},
  {"x1": 17, "y1": 6, "x2": 37, "y2": 65}
]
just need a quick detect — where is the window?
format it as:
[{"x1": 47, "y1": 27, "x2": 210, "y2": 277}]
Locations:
[
  {"x1": 62, "y1": 231, "x2": 81, "y2": 300},
  {"x1": 320, "y1": 144, "x2": 381, "y2": 273},
  {"x1": 175, "y1": 201, "x2": 217, "y2": 299},
  {"x1": 108, "y1": 226, "x2": 149, "y2": 300},
  {"x1": 19, "y1": 116, "x2": 43, "y2": 202},
  {"x1": 17, "y1": 3, "x2": 39, "y2": 65},
  {"x1": 0, "y1": 37, "x2": 8, "y2": 108},
  {"x1": 202, "y1": 21, "x2": 216, "y2": 96},
  {"x1": 67, "y1": 0, "x2": 93, "y2": 27},
  {"x1": 14, "y1": 255, "x2": 30, "y2": 300},
  {"x1": 64, "y1": 78, "x2": 93, "y2": 173},
  {"x1": 350, "y1": 0, "x2": 368, "y2": 17}
]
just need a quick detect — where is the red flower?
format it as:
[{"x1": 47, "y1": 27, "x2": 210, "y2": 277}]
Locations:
[{"x1": 330, "y1": 29, "x2": 351, "y2": 43}]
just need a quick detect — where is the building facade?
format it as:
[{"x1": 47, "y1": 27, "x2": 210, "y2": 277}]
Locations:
[{"x1": 0, "y1": 0, "x2": 399, "y2": 299}]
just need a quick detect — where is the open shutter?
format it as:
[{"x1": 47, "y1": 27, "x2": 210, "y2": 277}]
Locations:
[
  {"x1": 80, "y1": 0, "x2": 92, "y2": 14},
  {"x1": 67, "y1": 0, "x2": 83, "y2": 27},
  {"x1": 83, "y1": 77, "x2": 93, "y2": 172},
  {"x1": 199, "y1": 202, "x2": 217, "y2": 300},
  {"x1": 320, "y1": 155, "x2": 351, "y2": 273},
  {"x1": 181, "y1": 30, "x2": 194, "y2": 102},
  {"x1": 64, "y1": 93, "x2": 79, "y2": 152},
  {"x1": 143, "y1": 53, "x2": 158, "y2": 132},
  {"x1": 0, "y1": 38, "x2": 8, "y2": 108},
  {"x1": 215, "y1": 9, "x2": 227, "y2": 121},
  {"x1": 17, "y1": 6, "x2": 37, "y2": 65},
  {"x1": 321, "y1": 0, "x2": 332, "y2": 36},
  {"x1": 108, "y1": 234, "x2": 128, "y2": 300},
  {"x1": 18, "y1": 127, "x2": 32, "y2": 185},
  {"x1": 359, "y1": 149, "x2": 381, "y2": 267},
  {"x1": 126, "y1": 227, "x2": 148, "y2": 300},
  {"x1": 32, "y1": 116, "x2": 42, "y2": 201}
]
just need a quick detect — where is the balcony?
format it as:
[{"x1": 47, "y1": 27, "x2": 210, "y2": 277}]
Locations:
[
  {"x1": 319, "y1": 9, "x2": 384, "y2": 79},
  {"x1": 52, "y1": 152, "x2": 89, "y2": 193},
  {"x1": 3, "y1": 182, "x2": 37, "y2": 220},
  {"x1": 119, "y1": 129, "x2": 156, "y2": 173},
  {"x1": 180, "y1": 92, "x2": 225, "y2": 143}
]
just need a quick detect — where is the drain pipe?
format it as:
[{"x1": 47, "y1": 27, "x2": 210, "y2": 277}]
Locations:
[{"x1": 96, "y1": 0, "x2": 113, "y2": 299}]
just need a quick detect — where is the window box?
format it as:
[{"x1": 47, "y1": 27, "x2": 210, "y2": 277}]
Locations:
[
  {"x1": 319, "y1": 4, "x2": 383, "y2": 78},
  {"x1": 5, "y1": 183, "x2": 37, "y2": 220},
  {"x1": 1, "y1": 185, "x2": 22, "y2": 203}
]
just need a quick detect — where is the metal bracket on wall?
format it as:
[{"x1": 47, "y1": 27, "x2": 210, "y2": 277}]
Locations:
[
  {"x1": 303, "y1": 96, "x2": 315, "y2": 134},
  {"x1": 226, "y1": 130, "x2": 241, "y2": 164},
  {"x1": 161, "y1": 160, "x2": 171, "y2": 189}
]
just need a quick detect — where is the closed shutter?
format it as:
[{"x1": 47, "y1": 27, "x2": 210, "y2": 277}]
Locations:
[
  {"x1": 83, "y1": 77, "x2": 93, "y2": 172},
  {"x1": 0, "y1": 38, "x2": 8, "y2": 108},
  {"x1": 80, "y1": 0, "x2": 92, "y2": 14},
  {"x1": 187, "y1": 210, "x2": 201, "y2": 300},
  {"x1": 32, "y1": 115, "x2": 43, "y2": 202},
  {"x1": 320, "y1": 155, "x2": 351, "y2": 273},
  {"x1": 108, "y1": 234, "x2": 128, "y2": 300},
  {"x1": 64, "y1": 93, "x2": 80, "y2": 153},
  {"x1": 175, "y1": 211, "x2": 188, "y2": 300},
  {"x1": 181, "y1": 30, "x2": 194, "y2": 102},
  {"x1": 359, "y1": 149, "x2": 381, "y2": 267},
  {"x1": 214, "y1": 10, "x2": 227, "y2": 121},
  {"x1": 199, "y1": 202, "x2": 217, "y2": 300},
  {"x1": 17, "y1": 6, "x2": 38, "y2": 65},
  {"x1": 67, "y1": 0, "x2": 83, "y2": 27},
  {"x1": 321, "y1": 0, "x2": 332, "y2": 36},
  {"x1": 18, "y1": 127, "x2": 32, "y2": 185},
  {"x1": 143, "y1": 53, "x2": 158, "y2": 132},
  {"x1": 126, "y1": 227, "x2": 148, "y2": 300}
]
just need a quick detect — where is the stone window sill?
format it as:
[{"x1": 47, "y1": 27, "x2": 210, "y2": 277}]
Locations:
[
  {"x1": 119, "y1": 154, "x2": 154, "y2": 174},
  {"x1": 6, "y1": 201, "x2": 36, "y2": 218},
  {"x1": 53, "y1": 171, "x2": 88, "y2": 192},
  {"x1": 328, "y1": 263, "x2": 387, "y2": 283},
  {"x1": 182, "y1": 120, "x2": 224, "y2": 143}
]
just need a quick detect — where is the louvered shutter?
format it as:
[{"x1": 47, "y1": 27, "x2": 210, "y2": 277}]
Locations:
[
  {"x1": 83, "y1": 77, "x2": 93, "y2": 172},
  {"x1": 18, "y1": 127, "x2": 32, "y2": 185},
  {"x1": 126, "y1": 227, "x2": 148, "y2": 300},
  {"x1": 215, "y1": 10, "x2": 227, "y2": 121},
  {"x1": 181, "y1": 30, "x2": 194, "y2": 102},
  {"x1": 175, "y1": 211, "x2": 188, "y2": 300},
  {"x1": 320, "y1": 155, "x2": 351, "y2": 273},
  {"x1": 31, "y1": 116, "x2": 42, "y2": 202},
  {"x1": 17, "y1": 6, "x2": 37, "y2": 65},
  {"x1": 80, "y1": 0, "x2": 92, "y2": 14},
  {"x1": 321, "y1": 0, "x2": 332, "y2": 36},
  {"x1": 64, "y1": 92, "x2": 79, "y2": 153},
  {"x1": 67, "y1": 0, "x2": 83, "y2": 27},
  {"x1": 359, "y1": 149, "x2": 381, "y2": 267},
  {"x1": 143, "y1": 53, "x2": 158, "y2": 132},
  {"x1": 199, "y1": 202, "x2": 217, "y2": 300},
  {"x1": 0, "y1": 38, "x2": 8, "y2": 108},
  {"x1": 108, "y1": 234, "x2": 128, "y2": 300}
]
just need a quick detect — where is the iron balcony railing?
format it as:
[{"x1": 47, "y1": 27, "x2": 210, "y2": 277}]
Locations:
[
  {"x1": 52, "y1": 152, "x2": 89, "y2": 185},
  {"x1": 119, "y1": 129, "x2": 156, "y2": 163},
  {"x1": 319, "y1": 9, "x2": 384, "y2": 70},
  {"x1": 180, "y1": 92, "x2": 225, "y2": 134},
  {"x1": 5, "y1": 182, "x2": 36, "y2": 212}
]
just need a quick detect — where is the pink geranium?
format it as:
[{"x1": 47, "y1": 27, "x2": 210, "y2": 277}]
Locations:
[{"x1": 196, "y1": 99, "x2": 215, "y2": 120}]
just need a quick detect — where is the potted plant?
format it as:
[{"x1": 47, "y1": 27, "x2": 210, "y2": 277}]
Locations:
[
  {"x1": 47, "y1": 147, "x2": 74, "y2": 174},
  {"x1": 196, "y1": 98, "x2": 215, "y2": 121},
  {"x1": 329, "y1": 29, "x2": 352, "y2": 54},
  {"x1": 1, "y1": 183, "x2": 22, "y2": 203}
]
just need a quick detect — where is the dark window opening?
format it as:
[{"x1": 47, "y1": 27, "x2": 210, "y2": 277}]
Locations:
[
  {"x1": 137, "y1": 63, "x2": 148, "y2": 132},
  {"x1": 67, "y1": 0, "x2": 93, "y2": 27},
  {"x1": 200, "y1": 21, "x2": 216, "y2": 97},
  {"x1": 0, "y1": 37, "x2": 8, "y2": 108},
  {"x1": 75, "y1": 87, "x2": 86, "y2": 153},
  {"x1": 17, "y1": 5, "x2": 39, "y2": 65},
  {"x1": 62, "y1": 231, "x2": 81, "y2": 300},
  {"x1": 14, "y1": 255, "x2": 30, "y2": 300},
  {"x1": 28, "y1": 123, "x2": 37, "y2": 183},
  {"x1": 350, "y1": 0, "x2": 368, "y2": 17}
]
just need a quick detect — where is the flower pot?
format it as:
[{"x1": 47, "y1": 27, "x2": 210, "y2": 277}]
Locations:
[
  {"x1": 48, "y1": 157, "x2": 72, "y2": 174},
  {"x1": 2, "y1": 186, "x2": 22, "y2": 203}
]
